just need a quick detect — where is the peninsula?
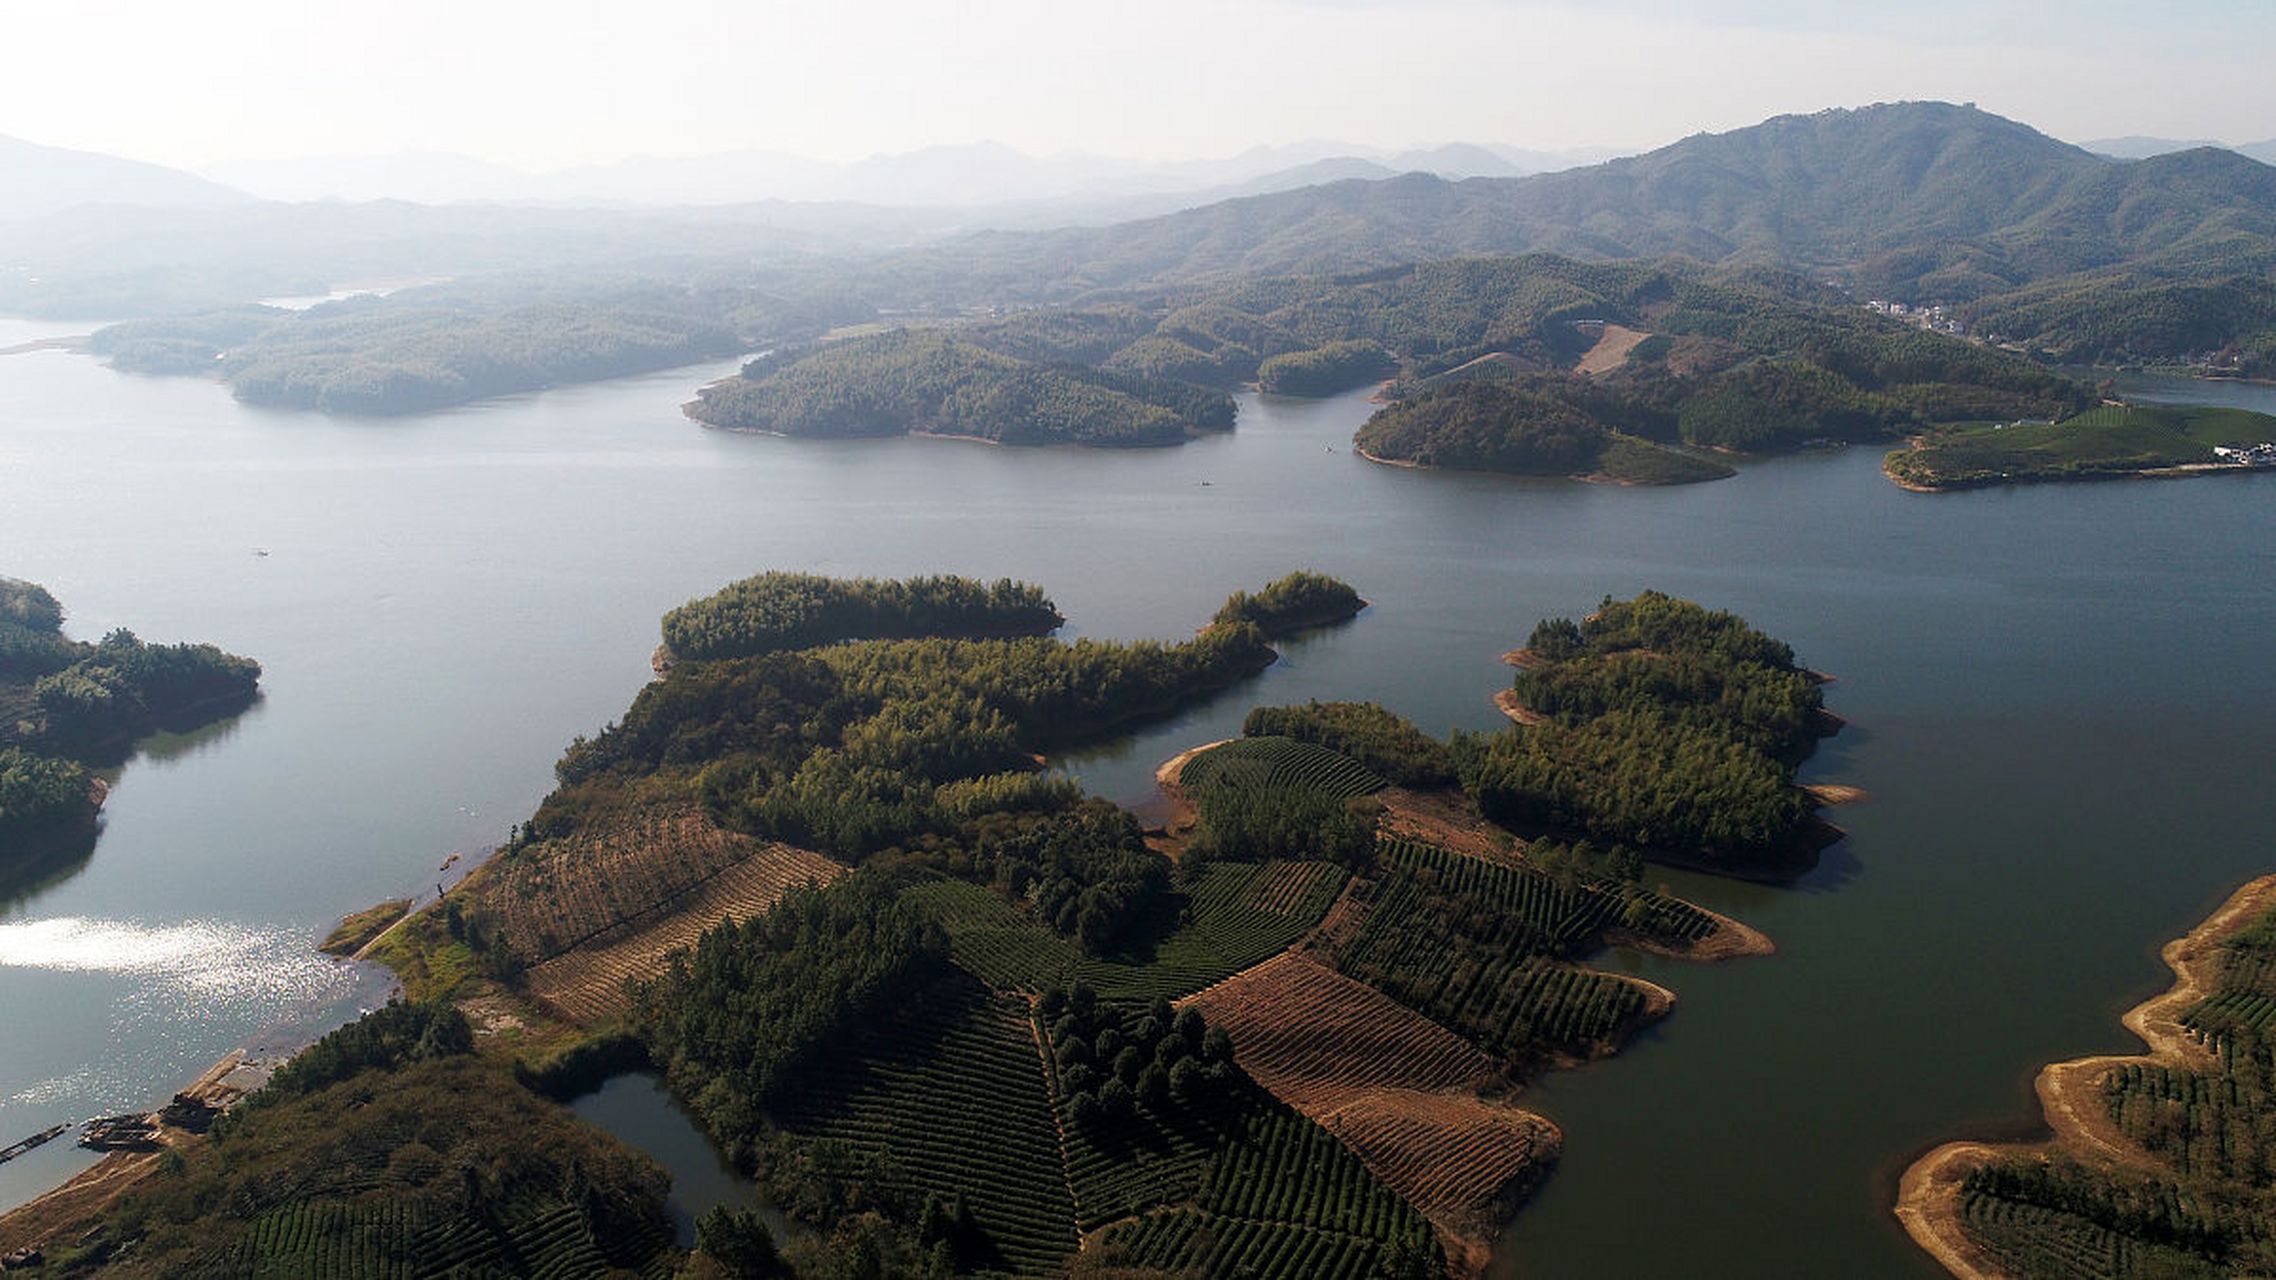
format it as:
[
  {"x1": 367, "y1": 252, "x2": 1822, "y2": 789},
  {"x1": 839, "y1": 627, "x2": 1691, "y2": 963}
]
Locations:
[
  {"x1": 0, "y1": 576, "x2": 261, "y2": 885},
  {"x1": 1899, "y1": 875, "x2": 2276, "y2": 1278},
  {"x1": 0, "y1": 577, "x2": 1845, "y2": 1278}
]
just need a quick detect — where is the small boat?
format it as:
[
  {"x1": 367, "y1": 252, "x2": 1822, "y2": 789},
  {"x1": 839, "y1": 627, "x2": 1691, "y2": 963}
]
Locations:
[{"x1": 0, "y1": 1123, "x2": 68, "y2": 1165}]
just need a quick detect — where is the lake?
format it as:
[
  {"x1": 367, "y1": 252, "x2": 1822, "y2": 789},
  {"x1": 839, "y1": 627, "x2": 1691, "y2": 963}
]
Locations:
[{"x1": 1, "y1": 339, "x2": 2272, "y2": 1277}]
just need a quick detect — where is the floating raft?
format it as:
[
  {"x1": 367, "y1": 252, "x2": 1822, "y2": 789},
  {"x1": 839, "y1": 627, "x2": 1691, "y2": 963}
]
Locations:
[{"x1": 0, "y1": 1124, "x2": 67, "y2": 1165}]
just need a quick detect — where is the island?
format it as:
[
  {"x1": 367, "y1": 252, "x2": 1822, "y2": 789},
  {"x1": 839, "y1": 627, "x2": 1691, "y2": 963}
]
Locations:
[
  {"x1": 1899, "y1": 875, "x2": 2276, "y2": 1278},
  {"x1": 1468, "y1": 591, "x2": 1844, "y2": 877},
  {"x1": 84, "y1": 280, "x2": 785, "y2": 416},
  {"x1": 0, "y1": 576, "x2": 261, "y2": 884},
  {"x1": 682, "y1": 253, "x2": 2089, "y2": 480},
  {"x1": 1354, "y1": 379, "x2": 1735, "y2": 485},
  {"x1": 685, "y1": 329, "x2": 1236, "y2": 447},
  {"x1": 0, "y1": 576, "x2": 1844, "y2": 1279},
  {"x1": 1883, "y1": 402, "x2": 2276, "y2": 490}
]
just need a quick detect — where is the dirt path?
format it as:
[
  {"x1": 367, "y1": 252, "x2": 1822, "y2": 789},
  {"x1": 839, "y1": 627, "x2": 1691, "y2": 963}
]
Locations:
[
  {"x1": 1574, "y1": 324, "x2": 1651, "y2": 375},
  {"x1": 1894, "y1": 872, "x2": 2276, "y2": 1277}
]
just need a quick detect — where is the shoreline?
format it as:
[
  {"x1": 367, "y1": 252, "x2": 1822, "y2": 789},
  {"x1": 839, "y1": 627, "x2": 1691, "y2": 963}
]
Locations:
[
  {"x1": 0, "y1": 1051, "x2": 270, "y2": 1255},
  {"x1": 1353, "y1": 444, "x2": 1634, "y2": 488},
  {"x1": 1893, "y1": 872, "x2": 2276, "y2": 1277},
  {"x1": 1492, "y1": 688, "x2": 1549, "y2": 726},
  {"x1": 1884, "y1": 448, "x2": 2275, "y2": 494}
]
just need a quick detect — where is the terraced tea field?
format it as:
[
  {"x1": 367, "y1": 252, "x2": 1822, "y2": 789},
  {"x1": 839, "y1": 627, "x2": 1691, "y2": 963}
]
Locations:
[
  {"x1": 524, "y1": 842, "x2": 844, "y2": 1022},
  {"x1": 472, "y1": 797, "x2": 787, "y2": 962},
  {"x1": 906, "y1": 860, "x2": 1344, "y2": 1000},
  {"x1": 1176, "y1": 735, "x2": 1388, "y2": 800},
  {"x1": 1187, "y1": 952, "x2": 1558, "y2": 1251},
  {"x1": 774, "y1": 975, "x2": 1078, "y2": 1274}
]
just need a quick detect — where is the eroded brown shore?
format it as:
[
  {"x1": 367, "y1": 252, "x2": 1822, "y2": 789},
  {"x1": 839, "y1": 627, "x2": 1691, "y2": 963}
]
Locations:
[{"x1": 1894, "y1": 872, "x2": 2276, "y2": 1278}]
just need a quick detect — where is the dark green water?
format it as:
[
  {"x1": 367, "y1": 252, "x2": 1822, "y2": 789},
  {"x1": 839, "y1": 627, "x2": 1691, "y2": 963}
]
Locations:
[
  {"x1": 568, "y1": 1073, "x2": 799, "y2": 1247},
  {"x1": 1, "y1": 334, "x2": 2271, "y2": 1276}
]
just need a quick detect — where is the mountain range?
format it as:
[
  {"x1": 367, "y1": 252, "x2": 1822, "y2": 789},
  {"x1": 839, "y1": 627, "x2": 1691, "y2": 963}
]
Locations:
[
  {"x1": 886, "y1": 103, "x2": 2276, "y2": 316},
  {"x1": 195, "y1": 139, "x2": 1626, "y2": 208},
  {"x1": 2081, "y1": 135, "x2": 2276, "y2": 164},
  {"x1": 0, "y1": 135, "x2": 248, "y2": 222},
  {"x1": 7, "y1": 101, "x2": 2276, "y2": 370}
]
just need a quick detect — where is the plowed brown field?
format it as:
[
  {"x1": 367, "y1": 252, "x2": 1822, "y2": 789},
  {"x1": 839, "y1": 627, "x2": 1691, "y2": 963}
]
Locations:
[
  {"x1": 525, "y1": 842, "x2": 844, "y2": 1023},
  {"x1": 473, "y1": 796, "x2": 780, "y2": 963},
  {"x1": 1185, "y1": 951, "x2": 1559, "y2": 1276}
]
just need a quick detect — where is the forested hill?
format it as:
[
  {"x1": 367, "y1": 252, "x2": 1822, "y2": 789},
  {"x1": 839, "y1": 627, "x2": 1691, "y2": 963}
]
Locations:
[
  {"x1": 705, "y1": 252, "x2": 2086, "y2": 465},
  {"x1": 891, "y1": 103, "x2": 2262, "y2": 298},
  {"x1": 85, "y1": 277, "x2": 855, "y2": 416},
  {"x1": 871, "y1": 103, "x2": 2276, "y2": 373}
]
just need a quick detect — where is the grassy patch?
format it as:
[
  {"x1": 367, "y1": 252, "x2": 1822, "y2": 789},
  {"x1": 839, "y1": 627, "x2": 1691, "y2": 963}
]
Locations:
[
  {"x1": 1597, "y1": 434, "x2": 1736, "y2": 485},
  {"x1": 1888, "y1": 403, "x2": 2276, "y2": 488},
  {"x1": 368, "y1": 910, "x2": 479, "y2": 1004},
  {"x1": 317, "y1": 897, "x2": 410, "y2": 957}
]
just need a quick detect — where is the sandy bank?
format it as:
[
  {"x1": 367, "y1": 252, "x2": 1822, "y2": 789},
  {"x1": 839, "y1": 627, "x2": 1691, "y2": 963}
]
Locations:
[
  {"x1": 0, "y1": 1051, "x2": 269, "y2": 1255},
  {"x1": 1493, "y1": 688, "x2": 1549, "y2": 726},
  {"x1": 1894, "y1": 872, "x2": 2276, "y2": 1276}
]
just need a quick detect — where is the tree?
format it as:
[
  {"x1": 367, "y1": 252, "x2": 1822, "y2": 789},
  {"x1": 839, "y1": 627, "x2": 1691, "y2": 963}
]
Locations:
[{"x1": 698, "y1": 1206, "x2": 787, "y2": 1278}]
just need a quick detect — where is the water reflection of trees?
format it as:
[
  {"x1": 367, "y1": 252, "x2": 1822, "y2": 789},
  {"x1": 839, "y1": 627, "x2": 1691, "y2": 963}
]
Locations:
[{"x1": 0, "y1": 818, "x2": 99, "y2": 909}]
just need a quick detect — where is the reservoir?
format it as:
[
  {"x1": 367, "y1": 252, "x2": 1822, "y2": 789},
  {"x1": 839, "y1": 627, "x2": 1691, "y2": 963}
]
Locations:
[{"x1": 1, "y1": 337, "x2": 2272, "y2": 1277}]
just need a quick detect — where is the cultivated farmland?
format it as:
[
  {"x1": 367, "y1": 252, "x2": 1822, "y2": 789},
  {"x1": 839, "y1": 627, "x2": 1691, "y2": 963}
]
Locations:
[{"x1": 523, "y1": 842, "x2": 844, "y2": 1022}]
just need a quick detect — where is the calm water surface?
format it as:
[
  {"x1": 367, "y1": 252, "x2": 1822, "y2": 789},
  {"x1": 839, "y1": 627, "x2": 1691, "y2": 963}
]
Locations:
[{"x1": 2, "y1": 344, "x2": 2273, "y2": 1277}]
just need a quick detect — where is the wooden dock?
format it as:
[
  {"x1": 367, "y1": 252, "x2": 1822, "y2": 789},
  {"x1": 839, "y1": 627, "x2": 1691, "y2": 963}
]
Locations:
[{"x1": 0, "y1": 1126, "x2": 67, "y2": 1166}]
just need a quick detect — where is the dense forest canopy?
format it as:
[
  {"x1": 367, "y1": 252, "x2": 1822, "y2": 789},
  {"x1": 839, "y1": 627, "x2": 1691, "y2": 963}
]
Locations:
[
  {"x1": 86, "y1": 274, "x2": 847, "y2": 415},
  {"x1": 1458, "y1": 592, "x2": 1831, "y2": 868},
  {"x1": 1210, "y1": 571, "x2": 1365, "y2": 636},
  {"x1": 687, "y1": 328, "x2": 1234, "y2": 446},
  {"x1": 0, "y1": 576, "x2": 261, "y2": 871},
  {"x1": 660, "y1": 572, "x2": 1063, "y2": 663}
]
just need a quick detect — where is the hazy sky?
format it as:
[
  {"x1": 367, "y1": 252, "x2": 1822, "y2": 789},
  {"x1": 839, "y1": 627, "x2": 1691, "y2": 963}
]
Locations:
[{"x1": 5, "y1": 0, "x2": 2270, "y2": 168}]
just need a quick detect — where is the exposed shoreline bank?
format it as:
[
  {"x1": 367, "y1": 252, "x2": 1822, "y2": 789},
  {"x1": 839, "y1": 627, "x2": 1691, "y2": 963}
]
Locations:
[{"x1": 1894, "y1": 872, "x2": 2276, "y2": 1277}]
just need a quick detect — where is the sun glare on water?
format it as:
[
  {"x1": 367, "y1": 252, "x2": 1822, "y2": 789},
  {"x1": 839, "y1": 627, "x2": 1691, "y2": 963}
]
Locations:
[{"x1": 0, "y1": 915, "x2": 346, "y2": 1006}]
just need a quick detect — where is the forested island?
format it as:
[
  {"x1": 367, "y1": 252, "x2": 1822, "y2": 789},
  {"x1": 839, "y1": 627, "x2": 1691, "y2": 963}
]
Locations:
[
  {"x1": 685, "y1": 328, "x2": 1236, "y2": 446},
  {"x1": 0, "y1": 577, "x2": 260, "y2": 883},
  {"x1": 0, "y1": 573, "x2": 1851, "y2": 1278},
  {"x1": 83, "y1": 276, "x2": 835, "y2": 415},
  {"x1": 680, "y1": 253, "x2": 2089, "y2": 476},
  {"x1": 1900, "y1": 876, "x2": 2276, "y2": 1279},
  {"x1": 1466, "y1": 591, "x2": 1839, "y2": 875},
  {"x1": 1884, "y1": 402, "x2": 2276, "y2": 490}
]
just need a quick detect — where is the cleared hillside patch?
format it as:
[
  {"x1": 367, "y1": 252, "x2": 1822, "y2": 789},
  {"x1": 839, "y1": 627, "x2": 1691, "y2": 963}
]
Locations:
[
  {"x1": 523, "y1": 842, "x2": 844, "y2": 1023},
  {"x1": 1186, "y1": 952, "x2": 1559, "y2": 1263},
  {"x1": 907, "y1": 860, "x2": 1344, "y2": 1000}
]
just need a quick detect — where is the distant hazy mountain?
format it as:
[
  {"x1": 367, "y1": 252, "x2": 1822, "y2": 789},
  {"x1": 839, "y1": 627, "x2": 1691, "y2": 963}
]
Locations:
[
  {"x1": 880, "y1": 102, "x2": 2276, "y2": 307},
  {"x1": 204, "y1": 152, "x2": 530, "y2": 204},
  {"x1": 0, "y1": 136, "x2": 248, "y2": 221},
  {"x1": 2081, "y1": 135, "x2": 2276, "y2": 164},
  {"x1": 194, "y1": 138, "x2": 1622, "y2": 208},
  {"x1": 2081, "y1": 135, "x2": 2227, "y2": 160}
]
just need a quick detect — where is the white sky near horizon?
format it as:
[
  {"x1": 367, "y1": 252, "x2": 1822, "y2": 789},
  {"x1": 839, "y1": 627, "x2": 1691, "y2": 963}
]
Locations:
[{"x1": 2, "y1": 0, "x2": 2270, "y2": 170}]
